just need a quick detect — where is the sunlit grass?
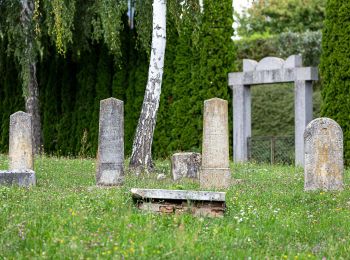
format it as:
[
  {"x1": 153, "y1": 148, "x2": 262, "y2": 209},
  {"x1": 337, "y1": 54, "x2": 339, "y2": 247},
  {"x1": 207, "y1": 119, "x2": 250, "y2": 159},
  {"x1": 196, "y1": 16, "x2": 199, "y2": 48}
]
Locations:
[{"x1": 1, "y1": 154, "x2": 350, "y2": 258}]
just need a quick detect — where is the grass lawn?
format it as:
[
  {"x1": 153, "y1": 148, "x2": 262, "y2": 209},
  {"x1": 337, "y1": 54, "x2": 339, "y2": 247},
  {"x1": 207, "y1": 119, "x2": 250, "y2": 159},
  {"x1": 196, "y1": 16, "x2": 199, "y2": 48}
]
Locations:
[{"x1": 1, "y1": 154, "x2": 350, "y2": 259}]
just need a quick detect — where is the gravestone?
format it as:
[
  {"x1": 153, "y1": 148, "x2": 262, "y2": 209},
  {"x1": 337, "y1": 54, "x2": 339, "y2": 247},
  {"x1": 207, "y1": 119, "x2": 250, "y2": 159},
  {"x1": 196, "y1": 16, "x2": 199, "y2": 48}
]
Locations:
[
  {"x1": 0, "y1": 111, "x2": 36, "y2": 187},
  {"x1": 9, "y1": 111, "x2": 34, "y2": 170},
  {"x1": 171, "y1": 152, "x2": 201, "y2": 181},
  {"x1": 96, "y1": 98, "x2": 124, "y2": 186},
  {"x1": 200, "y1": 98, "x2": 231, "y2": 189},
  {"x1": 304, "y1": 118, "x2": 343, "y2": 191}
]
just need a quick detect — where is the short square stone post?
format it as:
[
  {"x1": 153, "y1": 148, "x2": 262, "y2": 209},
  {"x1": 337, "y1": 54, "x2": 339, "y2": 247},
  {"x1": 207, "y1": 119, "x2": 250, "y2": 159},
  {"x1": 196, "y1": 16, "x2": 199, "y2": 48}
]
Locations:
[
  {"x1": 304, "y1": 118, "x2": 343, "y2": 191},
  {"x1": 9, "y1": 111, "x2": 34, "y2": 170},
  {"x1": 96, "y1": 98, "x2": 124, "y2": 186},
  {"x1": 295, "y1": 80, "x2": 313, "y2": 166},
  {"x1": 200, "y1": 98, "x2": 231, "y2": 189},
  {"x1": 171, "y1": 152, "x2": 201, "y2": 181}
]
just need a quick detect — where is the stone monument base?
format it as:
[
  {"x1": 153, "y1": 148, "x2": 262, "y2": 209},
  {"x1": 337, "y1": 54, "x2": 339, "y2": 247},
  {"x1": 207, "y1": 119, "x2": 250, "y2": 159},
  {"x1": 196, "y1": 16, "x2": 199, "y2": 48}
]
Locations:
[
  {"x1": 200, "y1": 168, "x2": 231, "y2": 189},
  {"x1": 96, "y1": 164, "x2": 124, "y2": 186},
  {"x1": 0, "y1": 170, "x2": 36, "y2": 187}
]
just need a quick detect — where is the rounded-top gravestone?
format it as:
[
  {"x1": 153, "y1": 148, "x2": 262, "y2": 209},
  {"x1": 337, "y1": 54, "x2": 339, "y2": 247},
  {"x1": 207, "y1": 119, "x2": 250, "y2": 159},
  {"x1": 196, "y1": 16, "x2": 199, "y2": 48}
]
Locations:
[
  {"x1": 304, "y1": 117, "x2": 343, "y2": 191},
  {"x1": 9, "y1": 111, "x2": 34, "y2": 171}
]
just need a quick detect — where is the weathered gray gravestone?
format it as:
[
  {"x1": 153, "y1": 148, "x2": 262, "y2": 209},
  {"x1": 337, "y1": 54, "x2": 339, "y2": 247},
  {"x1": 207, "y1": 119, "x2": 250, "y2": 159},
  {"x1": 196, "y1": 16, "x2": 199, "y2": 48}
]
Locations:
[
  {"x1": 171, "y1": 152, "x2": 201, "y2": 181},
  {"x1": 304, "y1": 118, "x2": 343, "y2": 191},
  {"x1": 200, "y1": 98, "x2": 231, "y2": 189},
  {"x1": 0, "y1": 111, "x2": 36, "y2": 187},
  {"x1": 9, "y1": 111, "x2": 34, "y2": 170},
  {"x1": 96, "y1": 98, "x2": 124, "y2": 186}
]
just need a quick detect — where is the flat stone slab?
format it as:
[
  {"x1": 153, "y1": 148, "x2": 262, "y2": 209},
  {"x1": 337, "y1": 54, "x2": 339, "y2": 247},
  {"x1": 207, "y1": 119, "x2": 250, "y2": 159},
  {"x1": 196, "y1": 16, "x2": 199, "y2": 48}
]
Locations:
[
  {"x1": 131, "y1": 188, "x2": 225, "y2": 202},
  {"x1": 131, "y1": 188, "x2": 226, "y2": 217},
  {"x1": 0, "y1": 170, "x2": 36, "y2": 187}
]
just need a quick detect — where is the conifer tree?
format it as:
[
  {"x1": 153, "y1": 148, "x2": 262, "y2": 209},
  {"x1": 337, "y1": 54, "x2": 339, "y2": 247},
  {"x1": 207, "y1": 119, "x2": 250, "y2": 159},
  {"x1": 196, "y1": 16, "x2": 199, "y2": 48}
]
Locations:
[
  {"x1": 168, "y1": 0, "x2": 235, "y2": 154},
  {"x1": 320, "y1": 0, "x2": 350, "y2": 164}
]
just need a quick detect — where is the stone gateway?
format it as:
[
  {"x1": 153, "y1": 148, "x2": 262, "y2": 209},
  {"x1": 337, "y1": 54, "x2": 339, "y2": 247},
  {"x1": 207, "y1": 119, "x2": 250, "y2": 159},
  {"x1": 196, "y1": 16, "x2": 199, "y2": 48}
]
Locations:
[
  {"x1": 228, "y1": 55, "x2": 318, "y2": 166},
  {"x1": 304, "y1": 118, "x2": 343, "y2": 191}
]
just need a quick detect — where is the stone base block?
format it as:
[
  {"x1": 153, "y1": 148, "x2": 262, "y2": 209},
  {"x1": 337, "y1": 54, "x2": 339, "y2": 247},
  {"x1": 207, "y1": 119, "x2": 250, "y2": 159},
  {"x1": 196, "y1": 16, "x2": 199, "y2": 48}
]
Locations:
[
  {"x1": 171, "y1": 152, "x2": 201, "y2": 181},
  {"x1": 200, "y1": 168, "x2": 231, "y2": 189},
  {"x1": 0, "y1": 170, "x2": 36, "y2": 187},
  {"x1": 96, "y1": 164, "x2": 124, "y2": 186},
  {"x1": 304, "y1": 181, "x2": 344, "y2": 191}
]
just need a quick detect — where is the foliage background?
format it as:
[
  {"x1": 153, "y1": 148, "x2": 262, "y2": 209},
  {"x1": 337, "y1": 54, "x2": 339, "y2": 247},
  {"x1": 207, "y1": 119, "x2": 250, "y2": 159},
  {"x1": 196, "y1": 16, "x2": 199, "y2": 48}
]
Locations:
[
  {"x1": 320, "y1": 0, "x2": 350, "y2": 165},
  {"x1": 0, "y1": 4, "x2": 323, "y2": 159},
  {"x1": 0, "y1": 0, "x2": 332, "y2": 162}
]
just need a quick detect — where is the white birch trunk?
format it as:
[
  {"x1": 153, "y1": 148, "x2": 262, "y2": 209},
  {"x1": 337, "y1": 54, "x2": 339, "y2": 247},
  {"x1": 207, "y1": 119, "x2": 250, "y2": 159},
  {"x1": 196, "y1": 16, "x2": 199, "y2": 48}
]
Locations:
[
  {"x1": 199, "y1": 0, "x2": 203, "y2": 12},
  {"x1": 20, "y1": 0, "x2": 42, "y2": 153},
  {"x1": 129, "y1": 0, "x2": 167, "y2": 172}
]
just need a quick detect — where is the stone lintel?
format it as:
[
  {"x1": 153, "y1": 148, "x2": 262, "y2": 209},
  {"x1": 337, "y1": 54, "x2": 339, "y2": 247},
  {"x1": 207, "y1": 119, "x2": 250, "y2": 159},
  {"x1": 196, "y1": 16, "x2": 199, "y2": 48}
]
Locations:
[
  {"x1": 228, "y1": 67, "x2": 318, "y2": 86},
  {"x1": 131, "y1": 188, "x2": 226, "y2": 202},
  {"x1": 0, "y1": 170, "x2": 36, "y2": 187}
]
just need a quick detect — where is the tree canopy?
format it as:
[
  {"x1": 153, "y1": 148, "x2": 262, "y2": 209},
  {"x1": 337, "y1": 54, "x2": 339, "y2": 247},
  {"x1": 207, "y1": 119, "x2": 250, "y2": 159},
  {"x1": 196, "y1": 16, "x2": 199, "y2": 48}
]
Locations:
[{"x1": 237, "y1": 0, "x2": 326, "y2": 37}]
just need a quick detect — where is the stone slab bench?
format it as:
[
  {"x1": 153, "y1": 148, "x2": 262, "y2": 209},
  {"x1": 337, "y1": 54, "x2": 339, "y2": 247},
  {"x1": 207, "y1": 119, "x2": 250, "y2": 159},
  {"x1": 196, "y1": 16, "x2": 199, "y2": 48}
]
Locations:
[
  {"x1": 0, "y1": 170, "x2": 36, "y2": 187},
  {"x1": 131, "y1": 188, "x2": 226, "y2": 217}
]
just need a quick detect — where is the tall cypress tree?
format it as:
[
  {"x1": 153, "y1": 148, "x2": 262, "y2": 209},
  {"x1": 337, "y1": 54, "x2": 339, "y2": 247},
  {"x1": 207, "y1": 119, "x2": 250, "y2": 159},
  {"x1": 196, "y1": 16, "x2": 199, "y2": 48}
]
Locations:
[
  {"x1": 0, "y1": 41, "x2": 24, "y2": 152},
  {"x1": 72, "y1": 50, "x2": 98, "y2": 156},
  {"x1": 168, "y1": 0, "x2": 235, "y2": 154},
  {"x1": 168, "y1": 6, "x2": 201, "y2": 153},
  {"x1": 320, "y1": 0, "x2": 350, "y2": 164}
]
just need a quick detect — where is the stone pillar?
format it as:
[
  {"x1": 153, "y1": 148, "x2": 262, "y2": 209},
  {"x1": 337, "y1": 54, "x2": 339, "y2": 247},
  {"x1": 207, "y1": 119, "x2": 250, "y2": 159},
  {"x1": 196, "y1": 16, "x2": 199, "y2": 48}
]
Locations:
[
  {"x1": 9, "y1": 111, "x2": 34, "y2": 170},
  {"x1": 304, "y1": 118, "x2": 343, "y2": 191},
  {"x1": 232, "y1": 85, "x2": 251, "y2": 162},
  {"x1": 200, "y1": 98, "x2": 231, "y2": 189},
  {"x1": 96, "y1": 98, "x2": 124, "y2": 186},
  {"x1": 294, "y1": 80, "x2": 313, "y2": 166}
]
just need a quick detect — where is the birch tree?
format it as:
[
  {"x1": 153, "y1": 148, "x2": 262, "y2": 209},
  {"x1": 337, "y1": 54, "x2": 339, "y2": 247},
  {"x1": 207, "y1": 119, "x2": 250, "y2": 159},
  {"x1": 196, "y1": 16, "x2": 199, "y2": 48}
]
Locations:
[{"x1": 129, "y1": 0, "x2": 167, "y2": 172}]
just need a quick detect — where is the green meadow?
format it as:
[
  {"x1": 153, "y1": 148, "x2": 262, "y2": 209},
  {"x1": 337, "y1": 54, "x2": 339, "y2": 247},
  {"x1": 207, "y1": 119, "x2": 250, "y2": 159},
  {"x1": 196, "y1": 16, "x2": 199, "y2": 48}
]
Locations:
[{"x1": 1, "y1": 154, "x2": 350, "y2": 259}]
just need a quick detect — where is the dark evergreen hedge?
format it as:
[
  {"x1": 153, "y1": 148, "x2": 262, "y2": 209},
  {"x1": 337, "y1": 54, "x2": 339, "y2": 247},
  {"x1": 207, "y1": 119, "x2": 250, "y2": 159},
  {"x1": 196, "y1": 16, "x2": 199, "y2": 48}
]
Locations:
[
  {"x1": 0, "y1": 39, "x2": 25, "y2": 153},
  {"x1": 320, "y1": 0, "x2": 350, "y2": 164}
]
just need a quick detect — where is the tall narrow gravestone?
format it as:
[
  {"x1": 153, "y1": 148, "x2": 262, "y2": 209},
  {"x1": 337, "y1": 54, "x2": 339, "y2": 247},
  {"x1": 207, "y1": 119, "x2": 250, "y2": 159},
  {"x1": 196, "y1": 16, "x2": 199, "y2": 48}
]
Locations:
[
  {"x1": 200, "y1": 98, "x2": 231, "y2": 189},
  {"x1": 304, "y1": 118, "x2": 343, "y2": 191},
  {"x1": 9, "y1": 111, "x2": 34, "y2": 170},
  {"x1": 96, "y1": 98, "x2": 124, "y2": 186}
]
